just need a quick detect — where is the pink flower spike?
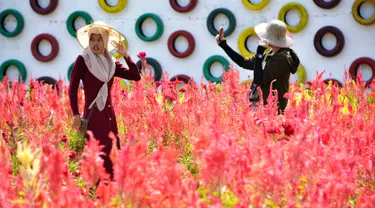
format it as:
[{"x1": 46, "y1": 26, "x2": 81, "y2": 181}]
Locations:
[{"x1": 137, "y1": 51, "x2": 147, "y2": 60}]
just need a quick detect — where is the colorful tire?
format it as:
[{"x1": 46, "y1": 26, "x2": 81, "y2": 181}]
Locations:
[
  {"x1": 295, "y1": 64, "x2": 307, "y2": 85},
  {"x1": 66, "y1": 11, "x2": 93, "y2": 37},
  {"x1": 30, "y1": 0, "x2": 58, "y2": 15},
  {"x1": 206, "y1": 8, "x2": 237, "y2": 37},
  {"x1": 238, "y1": 27, "x2": 256, "y2": 57},
  {"x1": 349, "y1": 57, "x2": 375, "y2": 85},
  {"x1": 278, "y1": 2, "x2": 309, "y2": 33},
  {"x1": 0, "y1": 59, "x2": 27, "y2": 83},
  {"x1": 67, "y1": 63, "x2": 74, "y2": 81},
  {"x1": 242, "y1": 0, "x2": 270, "y2": 11},
  {"x1": 167, "y1": 30, "x2": 195, "y2": 58},
  {"x1": 135, "y1": 13, "x2": 164, "y2": 42},
  {"x1": 170, "y1": 74, "x2": 193, "y2": 84},
  {"x1": 112, "y1": 33, "x2": 128, "y2": 59},
  {"x1": 352, "y1": 0, "x2": 375, "y2": 25},
  {"x1": 203, "y1": 55, "x2": 229, "y2": 83},
  {"x1": 169, "y1": 0, "x2": 197, "y2": 13},
  {"x1": 314, "y1": 26, "x2": 345, "y2": 57},
  {"x1": 313, "y1": 0, "x2": 341, "y2": 9},
  {"x1": 31, "y1": 33, "x2": 59, "y2": 62},
  {"x1": 323, "y1": 79, "x2": 343, "y2": 87},
  {"x1": 98, "y1": 0, "x2": 127, "y2": 13},
  {"x1": 0, "y1": 9, "x2": 24, "y2": 37},
  {"x1": 136, "y1": 57, "x2": 163, "y2": 81}
]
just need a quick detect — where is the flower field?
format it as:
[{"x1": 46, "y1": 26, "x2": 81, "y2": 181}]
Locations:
[{"x1": 0, "y1": 66, "x2": 375, "y2": 207}]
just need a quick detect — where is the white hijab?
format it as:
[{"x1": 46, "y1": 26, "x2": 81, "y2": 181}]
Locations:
[{"x1": 81, "y1": 27, "x2": 116, "y2": 111}]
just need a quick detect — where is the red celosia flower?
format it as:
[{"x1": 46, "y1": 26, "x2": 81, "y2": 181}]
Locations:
[{"x1": 282, "y1": 122, "x2": 295, "y2": 136}]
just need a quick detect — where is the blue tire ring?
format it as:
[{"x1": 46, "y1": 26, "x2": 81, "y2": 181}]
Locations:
[
  {"x1": 136, "y1": 57, "x2": 163, "y2": 81},
  {"x1": 0, "y1": 59, "x2": 27, "y2": 83},
  {"x1": 30, "y1": 0, "x2": 58, "y2": 15},
  {"x1": 66, "y1": 11, "x2": 93, "y2": 37},
  {"x1": 0, "y1": 9, "x2": 24, "y2": 37},
  {"x1": 207, "y1": 8, "x2": 237, "y2": 37},
  {"x1": 135, "y1": 13, "x2": 164, "y2": 42},
  {"x1": 203, "y1": 55, "x2": 229, "y2": 83}
]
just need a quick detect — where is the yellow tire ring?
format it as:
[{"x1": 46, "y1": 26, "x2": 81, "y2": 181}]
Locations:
[
  {"x1": 238, "y1": 27, "x2": 271, "y2": 58},
  {"x1": 242, "y1": 0, "x2": 270, "y2": 11},
  {"x1": 352, "y1": 0, "x2": 375, "y2": 25},
  {"x1": 278, "y1": 2, "x2": 309, "y2": 33},
  {"x1": 112, "y1": 33, "x2": 128, "y2": 59},
  {"x1": 98, "y1": 0, "x2": 128, "y2": 13},
  {"x1": 294, "y1": 64, "x2": 307, "y2": 85}
]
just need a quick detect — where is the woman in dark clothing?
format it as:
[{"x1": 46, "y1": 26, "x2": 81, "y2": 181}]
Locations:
[
  {"x1": 69, "y1": 22, "x2": 141, "y2": 180},
  {"x1": 216, "y1": 20, "x2": 300, "y2": 113}
]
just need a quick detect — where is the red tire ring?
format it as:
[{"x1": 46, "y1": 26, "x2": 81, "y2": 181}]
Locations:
[
  {"x1": 170, "y1": 74, "x2": 193, "y2": 84},
  {"x1": 31, "y1": 33, "x2": 59, "y2": 62},
  {"x1": 313, "y1": 0, "x2": 341, "y2": 9},
  {"x1": 168, "y1": 30, "x2": 195, "y2": 58},
  {"x1": 314, "y1": 26, "x2": 345, "y2": 57},
  {"x1": 30, "y1": 0, "x2": 58, "y2": 15},
  {"x1": 349, "y1": 57, "x2": 375, "y2": 86},
  {"x1": 169, "y1": 0, "x2": 198, "y2": 13},
  {"x1": 323, "y1": 79, "x2": 343, "y2": 87},
  {"x1": 36, "y1": 76, "x2": 59, "y2": 92}
]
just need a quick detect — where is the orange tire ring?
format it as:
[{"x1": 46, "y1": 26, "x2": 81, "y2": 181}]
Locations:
[
  {"x1": 168, "y1": 30, "x2": 195, "y2": 58},
  {"x1": 349, "y1": 57, "x2": 375, "y2": 85},
  {"x1": 314, "y1": 26, "x2": 345, "y2": 57},
  {"x1": 170, "y1": 74, "x2": 193, "y2": 84},
  {"x1": 31, "y1": 33, "x2": 59, "y2": 62},
  {"x1": 30, "y1": 0, "x2": 58, "y2": 15},
  {"x1": 323, "y1": 78, "x2": 343, "y2": 87},
  {"x1": 169, "y1": 0, "x2": 197, "y2": 13},
  {"x1": 313, "y1": 0, "x2": 341, "y2": 9},
  {"x1": 36, "y1": 76, "x2": 59, "y2": 91}
]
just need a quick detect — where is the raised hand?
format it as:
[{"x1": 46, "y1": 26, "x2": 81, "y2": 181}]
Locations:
[
  {"x1": 215, "y1": 27, "x2": 226, "y2": 44},
  {"x1": 111, "y1": 40, "x2": 128, "y2": 58}
]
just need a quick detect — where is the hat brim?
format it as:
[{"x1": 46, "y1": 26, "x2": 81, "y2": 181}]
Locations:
[
  {"x1": 254, "y1": 23, "x2": 293, "y2": 48},
  {"x1": 76, "y1": 22, "x2": 125, "y2": 52}
]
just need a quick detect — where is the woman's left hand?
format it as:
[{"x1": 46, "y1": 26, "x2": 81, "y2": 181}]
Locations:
[{"x1": 111, "y1": 40, "x2": 128, "y2": 58}]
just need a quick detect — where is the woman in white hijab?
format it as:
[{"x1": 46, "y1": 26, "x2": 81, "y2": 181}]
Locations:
[{"x1": 69, "y1": 22, "x2": 141, "y2": 181}]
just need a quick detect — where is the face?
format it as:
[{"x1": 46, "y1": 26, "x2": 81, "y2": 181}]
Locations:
[{"x1": 89, "y1": 33, "x2": 105, "y2": 54}]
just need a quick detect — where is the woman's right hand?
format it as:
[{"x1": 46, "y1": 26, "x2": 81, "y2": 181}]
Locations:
[
  {"x1": 72, "y1": 115, "x2": 81, "y2": 129},
  {"x1": 216, "y1": 27, "x2": 226, "y2": 44}
]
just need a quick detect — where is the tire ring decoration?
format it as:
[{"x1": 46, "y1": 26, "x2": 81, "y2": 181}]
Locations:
[
  {"x1": 31, "y1": 33, "x2": 59, "y2": 62},
  {"x1": 206, "y1": 8, "x2": 237, "y2": 37},
  {"x1": 242, "y1": 0, "x2": 270, "y2": 11},
  {"x1": 66, "y1": 11, "x2": 93, "y2": 37},
  {"x1": 0, "y1": 9, "x2": 24, "y2": 37},
  {"x1": 170, "y1": 74, "x2": 193, "y2": 84},
  {"x1": 112, "y1": 33, "x2": 128, "y2": 59},
  {"x1": 36, "y1": 76, "x2": 59, "y2": 91},
  {"x1": 323, "y1": 78, "x2": 343, "y2": 87},
  {"x1": 135, "y1": 13, "x2": 164, "y2": 42},
  {"x1": 203, "y1": 55, "x2": 229, "y2": 83},
  {"x1": 67, "y1": 62, "x2": 74, "y2": 81},
  {"x1": 136, "y1": 57, "x2": 163, "y2": 81},
  {"x1": 238, "y1": 27, "x2": 256, "y2": 57},
  {"x1": 349, "y1": 57, "x2": 375, "y2": 86},
  {"x1": 0, "y1": 59, "x2": 27, "y2": 83},
  {"x1": 278, "y1": 2, "x2": 309, "y2": 33},
  {"x1": 168, "y1": 30, "x2": 195, "y2": 58},
  {"x1": 169, "y1": 0, "x2": 198, "y2": 13},
  {"x1": 314, "y1": 26, "x2": 345, "y2": 57},
  {"x1": 313, "y1": 0, "x2": 341, "y2": 9},
  {"x1": 352, "y1": 0, "x2": 375, "y2": 25},
  {"x1": 98, "y1": 0, "x2": 128, "y2": 13},
  {"x1": 30, "y1": 0, "x2": 58, "y2": 15},
  {"x1": 295, "y1": 64, "x2": 307, "y2": 85}
]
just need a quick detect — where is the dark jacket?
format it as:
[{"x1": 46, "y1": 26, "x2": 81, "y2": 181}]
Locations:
[{"x1": 218, "y1": 40, "x2": 300, "y2": 112}]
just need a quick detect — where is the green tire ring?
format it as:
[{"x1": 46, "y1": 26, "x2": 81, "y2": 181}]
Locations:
[
  {"x1": 66, "y1": 11, "x2": 93, "y2": 38},
  {"x1": 0, "y1": 9, "x2": 24, "y2": 37},
  {"x1": 278, "y1": 2, "x2": 309, "y2": 33},
  {"x1": 206, "y1": 8, "x2": 237, "y2": 37},
  {"x1": 352, "y1": 0, "x2": 375, "y2": 25},
  {"x1": 0, "y1": 59, "x2": 27, "y2": 83},
  {"x1": 98, "y1": 0, "x2": 128, "y2": 13},
  {"x1": 112, "y1": 33, "x2": 128, "y2": 59},
  {"x1": 203, "y1": 55, "x2": 229, "y2": 83},
  {"x1": 135, "y1": 13, "x2": 164, "y2": 42},
  {"x1": 67, "y1": 62, "x2": 74, "y2": 81},
  {"x1": 242, "y1": 0, "x2": 270, "y2": 11}
]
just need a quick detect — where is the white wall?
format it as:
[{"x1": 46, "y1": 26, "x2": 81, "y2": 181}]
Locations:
[{"x1": 1, "y1": 0, "x2": 375, "y2": 85}]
